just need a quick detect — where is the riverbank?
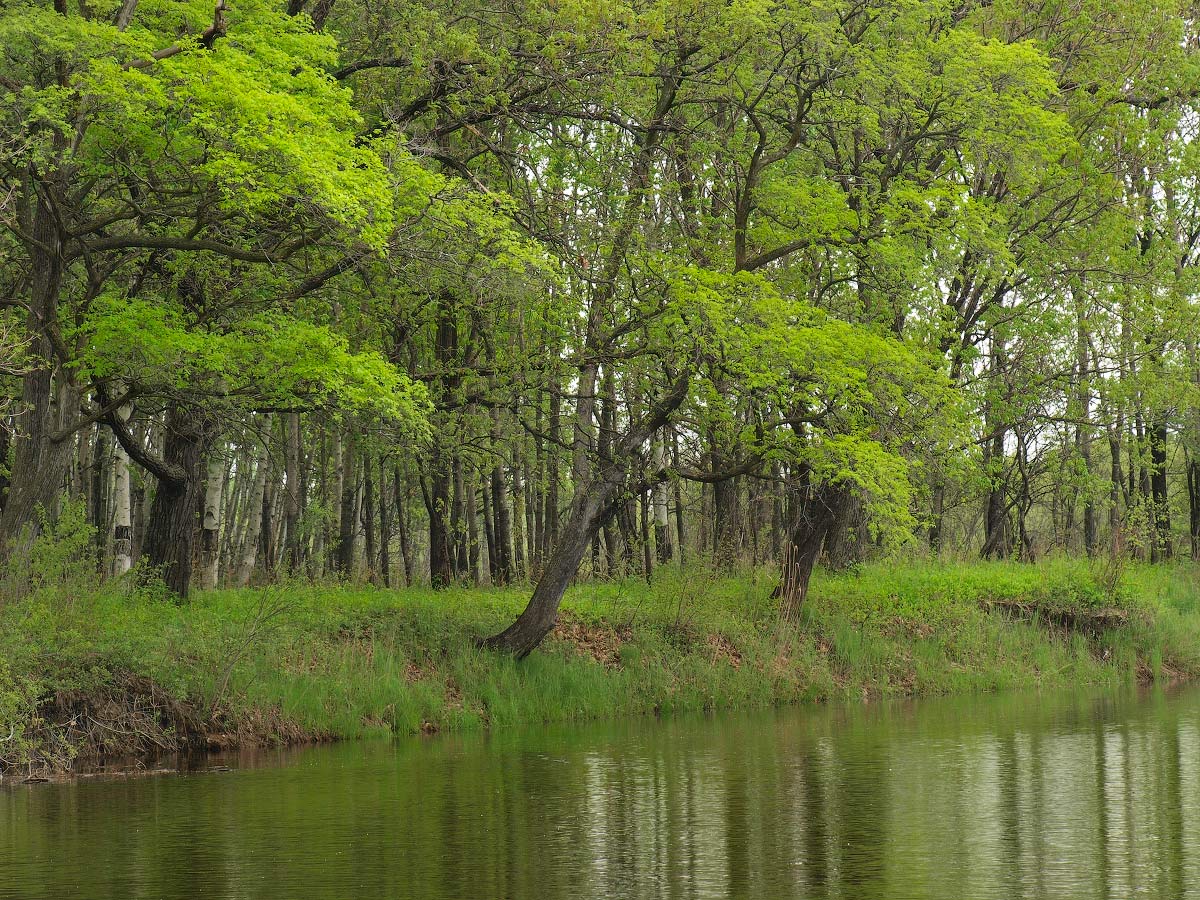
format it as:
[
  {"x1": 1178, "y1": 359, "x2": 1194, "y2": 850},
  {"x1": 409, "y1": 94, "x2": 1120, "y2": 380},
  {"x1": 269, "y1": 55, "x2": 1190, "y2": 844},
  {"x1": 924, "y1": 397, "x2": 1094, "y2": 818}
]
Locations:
[{"x1": 3, "y1": 559, "x2": 1200, "y2": 777}]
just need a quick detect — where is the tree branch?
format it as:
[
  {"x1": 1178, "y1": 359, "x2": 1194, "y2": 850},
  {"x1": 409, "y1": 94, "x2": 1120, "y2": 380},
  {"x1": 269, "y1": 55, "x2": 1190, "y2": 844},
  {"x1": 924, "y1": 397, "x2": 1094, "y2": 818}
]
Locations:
[{"x1": 124, "y1": 1, "x2": 228, "y2": 70}]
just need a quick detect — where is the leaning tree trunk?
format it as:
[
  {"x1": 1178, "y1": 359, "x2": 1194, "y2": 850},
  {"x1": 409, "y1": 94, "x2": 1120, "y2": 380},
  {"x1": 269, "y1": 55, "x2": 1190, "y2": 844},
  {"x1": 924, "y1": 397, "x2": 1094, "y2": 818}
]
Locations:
[{"x1": 482, "y1": 371, "x2": 689, "y2": 657}]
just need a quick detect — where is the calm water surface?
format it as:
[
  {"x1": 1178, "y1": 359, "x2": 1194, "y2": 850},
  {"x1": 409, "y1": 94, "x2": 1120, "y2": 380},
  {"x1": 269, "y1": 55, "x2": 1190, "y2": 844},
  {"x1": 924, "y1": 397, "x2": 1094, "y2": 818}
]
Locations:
[{"x1": 3, "y1": 685, "x2": 1200, "y2": 899}]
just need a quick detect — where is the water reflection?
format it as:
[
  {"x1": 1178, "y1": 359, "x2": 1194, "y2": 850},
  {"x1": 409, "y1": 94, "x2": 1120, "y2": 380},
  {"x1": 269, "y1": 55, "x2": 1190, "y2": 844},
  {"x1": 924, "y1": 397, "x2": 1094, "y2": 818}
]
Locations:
[{"x1": 3, "y1": 686, "x2": 1200, "y2": 899}]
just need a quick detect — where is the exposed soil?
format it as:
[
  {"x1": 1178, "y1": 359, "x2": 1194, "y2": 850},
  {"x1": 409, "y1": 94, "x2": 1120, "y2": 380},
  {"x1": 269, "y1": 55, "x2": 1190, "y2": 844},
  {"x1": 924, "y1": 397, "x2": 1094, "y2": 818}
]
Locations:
[{"x1": 7, "y1": 671, "x2": 320, "y2": 780}]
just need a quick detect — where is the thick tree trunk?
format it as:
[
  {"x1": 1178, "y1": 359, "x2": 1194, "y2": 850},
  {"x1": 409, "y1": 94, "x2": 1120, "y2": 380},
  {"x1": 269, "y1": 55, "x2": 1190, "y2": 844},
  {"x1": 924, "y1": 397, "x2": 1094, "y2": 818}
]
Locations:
[
  {"x1": 711, "y1": 453, "x2": 741, "y2": 568},
  {"x1": 141, "y1": 407, "x2": 207, "y2": 598},
  {"x1": 777, "y1": 482, "x2": 848, "y2": 620},
  {"x1": 0, "y1": 189, "x2": 75, "y2": 555},
  {"x1": 427, "y1": 466, "x2": 453, "y2": 587}
]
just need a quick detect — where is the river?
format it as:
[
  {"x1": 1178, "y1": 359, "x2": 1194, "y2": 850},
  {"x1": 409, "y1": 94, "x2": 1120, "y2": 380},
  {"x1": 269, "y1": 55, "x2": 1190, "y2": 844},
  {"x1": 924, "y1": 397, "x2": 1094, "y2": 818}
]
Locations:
[{"x1": 3, "y1": 685, "x2": 1199, "y2": 899}]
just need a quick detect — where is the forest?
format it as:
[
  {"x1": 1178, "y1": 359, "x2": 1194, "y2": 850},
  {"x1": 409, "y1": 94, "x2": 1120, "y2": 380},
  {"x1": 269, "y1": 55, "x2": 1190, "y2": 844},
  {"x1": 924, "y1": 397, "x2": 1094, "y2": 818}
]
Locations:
[{"x1": 4, "y1": 0, "x2": 1200, "y2": 665}]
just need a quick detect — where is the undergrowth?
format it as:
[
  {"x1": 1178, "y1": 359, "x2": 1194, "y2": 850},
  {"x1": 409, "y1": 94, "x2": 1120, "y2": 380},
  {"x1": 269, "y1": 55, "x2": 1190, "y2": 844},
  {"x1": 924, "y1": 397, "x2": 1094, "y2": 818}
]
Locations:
[{"x1": 3, "y1": 513, "x2": 1200, "y2": 776}]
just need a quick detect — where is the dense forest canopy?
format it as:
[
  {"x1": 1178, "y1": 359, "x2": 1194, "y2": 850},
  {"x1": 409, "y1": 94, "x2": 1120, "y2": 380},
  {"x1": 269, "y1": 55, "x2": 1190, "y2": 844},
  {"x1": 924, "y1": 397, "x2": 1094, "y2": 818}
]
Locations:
[{"x1": 3, "y1": 0, "x2": 1200, "y2": 653}]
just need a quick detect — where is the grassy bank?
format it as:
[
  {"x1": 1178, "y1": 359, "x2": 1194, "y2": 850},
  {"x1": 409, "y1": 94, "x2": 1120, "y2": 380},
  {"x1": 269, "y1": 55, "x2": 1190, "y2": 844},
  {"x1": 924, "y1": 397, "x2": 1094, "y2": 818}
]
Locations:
[{"x1": 4, "y1": 553, "x2": 1200, "y2": 776}]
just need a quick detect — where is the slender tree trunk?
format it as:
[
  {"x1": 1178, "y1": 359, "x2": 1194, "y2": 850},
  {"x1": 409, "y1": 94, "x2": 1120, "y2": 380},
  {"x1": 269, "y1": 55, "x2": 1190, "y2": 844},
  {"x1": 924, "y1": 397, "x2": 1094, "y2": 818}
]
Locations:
[
  {"x1": 0, "y1": 426, "x2": 9, "y2": 515},
  {"x1": 451, "y1": 456, "x2": 467, "y2": 580},
  {"x1": 259, "y1": 470, "x2": 277, "y2": 575},
  {"x1": 482, "y1": 476, "x2": 497, "y2": 583},
  {"x1": 512, "y1": 454, "x2": 527, "y2": 580},
  {"x1": 490, "y1": 458, "x2": 514, "y2": 585},
  {"x1": 1150, "y1": 417, "x2": 1170, "y2": 560},
  {"x1": 466, "y1": 467, "x2": 481, "y2": 585},
  {"x1": 393, "y1": 465, "x2": 413, "y2": 587},
  {"x1": 379, "y1": 455, "x2": 392, "y2": 588},
  {"x1": 541, "y1": 388, "x2": 561, "y2": 562},
  {"x1": 282, "y1": 413, "x2": 302, "y2": 572},
  {"x1": 1187, "y1": 453, "x2": 1200, "y2": 561},
  {"x1": 639, "y1": 489, "x2": 652, "y2": 580},
  {"x1": 672, "y1": 428, "x2": 686, "y2": 564},
  {"x1": 336, "y1": 442, "x2": 358, "y2": 577},
  {"x1": 363, "y1": 453, "x2": 378, "y2": 584},
  {"x1": 111, "y1": 398, "x2": 134, "y2": 576},
  {"x1": 198, "y1": 444, "x2": 226, "y2": 590},
  {"x1": 90, "y1": 424, "x2": 108, "y2": 560},
  {"x1": 652, "y1": 435, "x2": 672, "y2": 563},
  {"x1": 236, "y1": 418, "x2": 272, "y2": 586}
]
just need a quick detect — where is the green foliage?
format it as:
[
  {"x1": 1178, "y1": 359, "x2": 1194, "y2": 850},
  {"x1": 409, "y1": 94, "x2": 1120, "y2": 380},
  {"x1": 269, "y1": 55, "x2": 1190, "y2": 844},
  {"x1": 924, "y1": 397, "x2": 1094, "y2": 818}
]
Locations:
[{"x1": 4, "y1": 539, "x2": 1199, "y2": 774}]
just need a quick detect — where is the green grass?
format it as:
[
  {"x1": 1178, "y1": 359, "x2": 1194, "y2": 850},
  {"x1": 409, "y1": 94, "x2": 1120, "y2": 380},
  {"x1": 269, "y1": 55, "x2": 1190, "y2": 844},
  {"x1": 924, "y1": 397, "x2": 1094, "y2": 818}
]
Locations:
[{"x1": 4, "y1": 554, "x2": 1200, "y2": 774}]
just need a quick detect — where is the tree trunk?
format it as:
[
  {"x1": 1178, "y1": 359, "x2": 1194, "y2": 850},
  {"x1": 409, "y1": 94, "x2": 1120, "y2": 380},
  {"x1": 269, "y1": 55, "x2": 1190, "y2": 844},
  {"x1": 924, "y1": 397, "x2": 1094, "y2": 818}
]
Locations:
[
  {"x1": 451, "y1": 456, "x2": 467, "y2": 580},
  {"x1": 282, "y1": 412, "x2": 303, "y2": 572},
  {"x1": 490, "y1": 458, "x2": 514, "y2": 585},
  {"x1": 652, "y1": 435, "x2": 672, "y2": 563},
  {"x1": 379, "y1": 455, "x2": 392, "y2": 588},
  {"x1": 393, "y1": 465, "x2": 414, "y2": 587},
  {"x1": 235, "y1": 418, "x2": 272, "y2": 586},
  {"x1": 672, "y1": 428, "x2": 686, "y2": 564},
  {"x1": 777, "y1": 482, "x2": 848, "y2": 621},
  {"x1": 466, "y1": 467, "x2": 481, "y2": 585},
  {"x1": 541, "y1": 388, "x2": 561, "y2": 563},
  {"x1": 363, "y1": 453, "x2": 378, "y2": 584},
  {"x1": 90, "y1": 424, "x2": 108, "y2": 560},
  {"x1": 482, "y1": 370, "x2": 689, "y2": 656},
  {"x1": 111, "y1": 399, "x2": 134, "y2": 576},
  {"x1": 336, "y1": 442, "x2": 357, "y2": 577},
  {"x1": 1150, "y1": 417, "x2": 1170, "y2": 561},
  {"x1": 141, "y1": 407, "x2": 207, "y2": 598},
  {"x1": 0, "y1": 188, "x2": 75, "y2": 555},
  {"x1": 198, "y1": 445, "x2": 226, "y2": 590}
]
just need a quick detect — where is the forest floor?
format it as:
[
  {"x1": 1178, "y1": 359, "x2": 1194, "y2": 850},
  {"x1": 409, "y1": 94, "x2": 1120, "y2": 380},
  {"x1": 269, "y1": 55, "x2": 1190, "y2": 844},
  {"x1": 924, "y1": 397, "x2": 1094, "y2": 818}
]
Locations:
[{"x1": 3, "y1": 557, "x2": 1200, "y2": 779}]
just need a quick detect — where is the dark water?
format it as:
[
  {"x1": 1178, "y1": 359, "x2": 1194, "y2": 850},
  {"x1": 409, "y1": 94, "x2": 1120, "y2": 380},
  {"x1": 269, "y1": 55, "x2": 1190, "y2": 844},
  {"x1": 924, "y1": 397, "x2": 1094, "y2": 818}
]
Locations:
[{"x1": 3, "y1": 686, "x2": 1200, "y2": 899}]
